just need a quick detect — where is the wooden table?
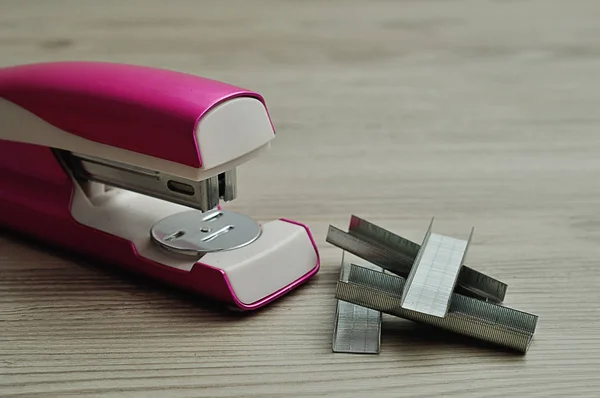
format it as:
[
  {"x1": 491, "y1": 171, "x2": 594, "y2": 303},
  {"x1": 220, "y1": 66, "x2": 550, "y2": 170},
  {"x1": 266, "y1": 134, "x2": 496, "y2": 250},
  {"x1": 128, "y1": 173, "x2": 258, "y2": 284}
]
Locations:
[{"x1": 2, "y1": 0, "x2": 599, "y2": 396}]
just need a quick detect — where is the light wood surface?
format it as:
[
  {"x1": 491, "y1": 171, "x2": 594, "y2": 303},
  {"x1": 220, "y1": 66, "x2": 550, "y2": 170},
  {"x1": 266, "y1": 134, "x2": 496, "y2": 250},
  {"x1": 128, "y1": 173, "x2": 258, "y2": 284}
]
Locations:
[{"x1": 2, "y1": 0, "x2": 600, "y2": 396}]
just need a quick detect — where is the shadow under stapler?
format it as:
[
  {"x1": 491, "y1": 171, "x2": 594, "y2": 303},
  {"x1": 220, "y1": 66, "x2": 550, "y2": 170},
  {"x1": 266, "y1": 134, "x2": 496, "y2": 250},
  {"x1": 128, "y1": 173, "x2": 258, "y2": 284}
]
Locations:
[{"x1": 0, "y1": 227, "x2": 307, "y2": 321}]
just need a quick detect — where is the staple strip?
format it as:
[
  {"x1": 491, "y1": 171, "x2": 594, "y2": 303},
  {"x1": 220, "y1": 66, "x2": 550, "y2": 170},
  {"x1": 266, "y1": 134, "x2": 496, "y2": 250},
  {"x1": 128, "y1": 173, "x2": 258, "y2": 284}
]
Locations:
[
  {"x1": 332, "y1": 260, "x2": 382, "y2": 354},
  {"x1": 348, "y1": 215, "x2": 421, "y2": 257},
  {"x1": 327, "y1": 226, "x2": 407, "y2": 273},
  {"x1": 332, "y1": 299, "x2": 382, "y2": 354},
  {"x1": 347, "y1": 264, "x2": 537, "y2": 334},
  {"x1": 400, "y1": 225, "x2": 472, "y2": 318},
  {"x1": 335, "y1": 264, "x2": 537, "y2": 353},
  {"x1": 456, "y1": 266, "x2": 508, "y2": 303},
  {"x1": 327, "y1": 222, "x2": 507, "y2": 303}
]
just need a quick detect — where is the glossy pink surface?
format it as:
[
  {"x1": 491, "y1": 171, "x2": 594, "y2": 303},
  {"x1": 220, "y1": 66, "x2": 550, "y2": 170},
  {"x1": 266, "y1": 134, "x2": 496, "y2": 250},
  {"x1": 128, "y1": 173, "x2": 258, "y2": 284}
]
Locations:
[
  {"x1": 0, "y1": 61, "x2": 267, "y2": 167},
  {"x1": 0, "y1": 140, "x2": 319, "y2": 310}
]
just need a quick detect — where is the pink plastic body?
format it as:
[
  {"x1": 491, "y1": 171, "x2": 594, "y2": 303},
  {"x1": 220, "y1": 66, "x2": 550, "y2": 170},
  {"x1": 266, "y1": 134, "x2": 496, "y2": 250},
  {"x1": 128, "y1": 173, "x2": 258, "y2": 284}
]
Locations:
[
  {"x1": 0, "y1": 62, "x2": 319, "y2": 310},
  {"x1": 0, "y1": 61, "x2": 272, "y2": 167}
]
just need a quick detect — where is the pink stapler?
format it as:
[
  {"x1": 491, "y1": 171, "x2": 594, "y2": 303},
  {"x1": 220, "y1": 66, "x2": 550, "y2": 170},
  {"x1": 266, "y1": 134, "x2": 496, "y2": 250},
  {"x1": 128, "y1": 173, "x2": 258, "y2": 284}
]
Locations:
[{"x1": 0, "y1": 61, "x2": 320, "y2": 310}]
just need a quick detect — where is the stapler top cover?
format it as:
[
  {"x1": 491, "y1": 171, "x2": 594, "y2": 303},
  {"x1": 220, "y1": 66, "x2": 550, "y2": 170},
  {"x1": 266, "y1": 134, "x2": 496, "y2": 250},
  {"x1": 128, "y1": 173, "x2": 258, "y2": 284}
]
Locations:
[{"x1": 0, "y1": 61, "x2": 275, "y2": 169}]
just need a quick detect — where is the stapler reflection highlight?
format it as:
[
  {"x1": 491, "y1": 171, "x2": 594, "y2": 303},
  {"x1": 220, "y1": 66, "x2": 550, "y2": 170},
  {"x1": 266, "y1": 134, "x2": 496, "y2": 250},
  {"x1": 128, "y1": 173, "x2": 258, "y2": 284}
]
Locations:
[{"x1": 0, "y1": 61, "x2": 320, "y2": 310}]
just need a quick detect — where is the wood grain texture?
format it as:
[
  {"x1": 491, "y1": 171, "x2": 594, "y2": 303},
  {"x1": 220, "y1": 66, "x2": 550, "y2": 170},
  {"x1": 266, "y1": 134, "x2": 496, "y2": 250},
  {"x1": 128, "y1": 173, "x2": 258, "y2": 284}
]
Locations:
[{"x1": 2, "y1": 0, "x2": 600, "y2": 396}]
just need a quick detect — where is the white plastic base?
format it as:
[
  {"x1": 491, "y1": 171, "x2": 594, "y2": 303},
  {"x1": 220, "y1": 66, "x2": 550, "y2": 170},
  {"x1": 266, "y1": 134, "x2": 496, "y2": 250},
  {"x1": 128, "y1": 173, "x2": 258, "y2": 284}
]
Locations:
[
  {"x1": 201, "y1": 220, "x2": 317, "y2": 304},
  {"x1": 70, "y1": 181, "x2": 317, "y2": 305}
]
